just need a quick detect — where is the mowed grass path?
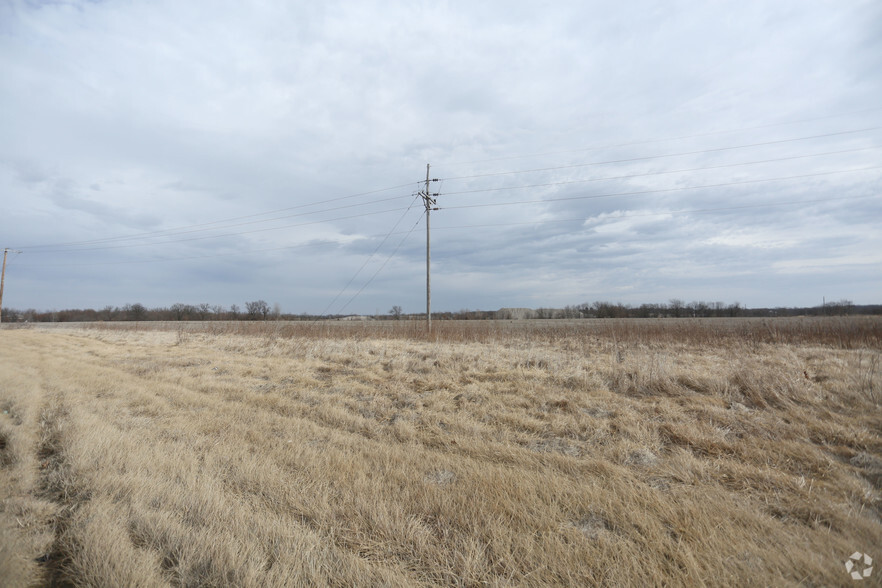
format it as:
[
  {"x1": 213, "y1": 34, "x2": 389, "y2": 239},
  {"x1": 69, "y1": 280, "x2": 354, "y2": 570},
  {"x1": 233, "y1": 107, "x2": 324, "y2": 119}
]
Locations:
[{"x1": 1, "y1": 322, "x2": 880, "y2": 586}]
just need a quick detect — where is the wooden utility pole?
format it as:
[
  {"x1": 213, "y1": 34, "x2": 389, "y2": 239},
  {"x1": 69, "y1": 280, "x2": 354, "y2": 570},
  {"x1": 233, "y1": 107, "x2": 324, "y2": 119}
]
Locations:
[
  {"x1": 0, "y1": 248, "x2": 22, "y2": 324},
  {"x1": 420, "y1": 164, "x2": 438, "y2": 333}
]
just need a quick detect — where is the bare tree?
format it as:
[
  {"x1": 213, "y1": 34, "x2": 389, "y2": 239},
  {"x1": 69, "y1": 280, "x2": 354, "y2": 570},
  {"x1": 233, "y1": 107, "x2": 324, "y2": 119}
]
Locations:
[
  {"x1": 246, "y1": 300, "x2": 270, "y2": 320},
  {"x1": 389, "y1": 305, "x2": 403, "y2": 320},
  {"x1": 828, "y1": 299, "x2": 854, "y2": 315},
  {"x1": 196, "y1": 303, "x2": 212, "y2": 321},
  {"x1": 170, "y1": 303, "x2": 189, "y2": 321},
  {"x1": 124, "y1": 303, "x2": 147, "y2": 321}
]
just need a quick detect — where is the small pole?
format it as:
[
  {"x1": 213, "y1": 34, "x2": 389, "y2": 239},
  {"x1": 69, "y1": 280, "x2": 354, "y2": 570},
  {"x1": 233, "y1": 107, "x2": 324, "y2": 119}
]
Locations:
[
  {"x1": 0, "y1": 249, "x2": 21, "y2": 324},
  {"x1": 0, "y1": 249, "x2": 6, "y2": 324}
]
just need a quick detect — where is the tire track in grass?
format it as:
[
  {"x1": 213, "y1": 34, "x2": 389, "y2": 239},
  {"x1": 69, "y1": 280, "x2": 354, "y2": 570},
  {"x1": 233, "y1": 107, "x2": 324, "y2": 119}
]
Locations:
[
  {"x1": 34, "y1": 386, "x2": 81, "y2": 586},
  {"x1": 37, "y1": 396, "x2": 75, "y2": 588}
]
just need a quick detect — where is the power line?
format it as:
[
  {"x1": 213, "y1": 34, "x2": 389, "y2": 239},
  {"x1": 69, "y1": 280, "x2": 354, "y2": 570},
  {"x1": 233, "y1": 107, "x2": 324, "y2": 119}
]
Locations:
[
  {"x1": 17, "y1": 166, "x2": 877, "y2": 258},
  {"x1": 16, "y1": 180, "x2": 422, "y2": 250},
  {"x1": 334, "y1": 211, "x2": 426, "y2": 317},
  {"x1": 439, "y1": 146, "x2": 880, "y2": 197},
  {"x1": 16, "y1": 125, "x2": 877, "y2": 251},
  {"x1": 26, "y1": 139, "x2": 873, "y2": 253},
  {"x1": 19, "y1": 191, "x2": 876, "y2": 268},
  {"x1": 439, "y1": 127, "x2": 881, "y2": 181},
  {"x1": 431, "y1": 193, "x2": 878, "y2": 232},
  {"x1": 17, "y1": 240, "x2": 343, "y2": 268},
  {"x1": 315, "y1": 195, "x2": 422, "y2": 319},
  {"x1": 23, "y1": 192, "x2": 415, "y2": 251},
  {"x1": 23, "y1": 205, "x2": 417, "y2": 254},
  {"x1": 438, "y1": 106, "x2": 882, "y2": 166},
  {"x1": 440, "y1": 166, "x2": 882, "y2": 211}
]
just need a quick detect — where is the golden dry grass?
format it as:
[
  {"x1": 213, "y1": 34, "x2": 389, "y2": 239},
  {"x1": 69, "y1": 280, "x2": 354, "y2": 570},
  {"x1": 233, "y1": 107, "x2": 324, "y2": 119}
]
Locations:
[{"x1": 1, "y1": 318, "x2": 880, "y2": 586}]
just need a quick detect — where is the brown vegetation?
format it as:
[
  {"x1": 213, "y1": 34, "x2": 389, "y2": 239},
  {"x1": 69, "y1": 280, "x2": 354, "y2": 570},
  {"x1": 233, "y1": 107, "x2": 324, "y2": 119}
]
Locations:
[{"x1": 1, "y1": 317, "x2": 880, "y2": 586}]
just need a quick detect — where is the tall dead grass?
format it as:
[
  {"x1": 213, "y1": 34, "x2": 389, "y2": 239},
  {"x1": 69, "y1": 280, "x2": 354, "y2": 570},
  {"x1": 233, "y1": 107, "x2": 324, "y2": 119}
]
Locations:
[
  {"x1": 33, "y1": 314, "x2": 881, "y2": 351},
  {"x1": 0, "y1": 319, "x2": 880, "y2": 586}
]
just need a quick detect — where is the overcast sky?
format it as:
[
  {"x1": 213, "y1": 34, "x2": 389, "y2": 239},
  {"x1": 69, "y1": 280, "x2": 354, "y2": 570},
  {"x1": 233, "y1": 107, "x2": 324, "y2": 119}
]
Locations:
[{"x1": 1, "y1": 0, "x2": 880, "y2": 315}]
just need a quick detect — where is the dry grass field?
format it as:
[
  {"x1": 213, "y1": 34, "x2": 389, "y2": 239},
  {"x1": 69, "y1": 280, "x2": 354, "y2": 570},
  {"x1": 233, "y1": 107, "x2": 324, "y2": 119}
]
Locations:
[{"x1": 1, "y1": 317, "x2": 880, "y2": 586}]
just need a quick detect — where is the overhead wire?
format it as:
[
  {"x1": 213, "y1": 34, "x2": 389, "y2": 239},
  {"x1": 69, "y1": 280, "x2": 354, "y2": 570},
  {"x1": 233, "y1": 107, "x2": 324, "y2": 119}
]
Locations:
[
  {"x1": 440, "y1": 166, "x2": 882, "y2": 211},
  {"x1": 431, "y1": 193, "x2": 878, "y2": 232},
  {"x1": 19, "y1": 221, "x2": 416, "y2": 268},
  {"x1": 334, "y1": 211, "x2": 426, "y2": 317},
  {"x1": 31, "y1": 188, "x2": 879, "y2": 268},
  {"x1": 15, "y1": 151, "x2": 878, "y2": 260},
  {"x1": 17, "y1": 122, "x2": 879, "y2": 251},
  {"x1": 15, "y1": 124, "x2": 878, "y2": 252},
  {"x1": 23, "y1": 204, "x2": 418, "y2": 254},
  {"x1": 316, "y1": 194, "x2": 422, "y2": 319},
  {"x1": 17, "y1": 180, "x2": 422, "y2": 250},
  {"x1": 17, "y1": 239, "x2": 340, "y2": 268},
  {"x1": 438, "y1": 106, "x2": 882, "y2": 166},
  {"x1": 27, "y1": 142, "x2": 873, "y2": 254},
  {"x1": 24, "y1": 193, "x2": 417, "y2": 252},
  {"x1": 22, "y1": 189, "x2": 876, "y2": 268},
  {"x1": 438, "y1": 146, "x2": 881, "y2": 197},
  {"x1": 438, "y1": 127, "x2": 881, "y2": 181}
]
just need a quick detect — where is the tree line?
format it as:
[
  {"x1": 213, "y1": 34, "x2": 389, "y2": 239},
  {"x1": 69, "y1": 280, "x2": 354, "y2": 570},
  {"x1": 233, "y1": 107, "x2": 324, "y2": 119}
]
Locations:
[
  {"x1": 504, "y1": 299, "x2": 873, "y2": 319},
  {"x1": 2, "y1": 298, "x2": 876, "y2": 323},
  {"x1": 1, "y1": 300, "x2": 279, "y2": 323},
  {"x1": 552, "y1": 299, "x2": 870, "y2": 319}
]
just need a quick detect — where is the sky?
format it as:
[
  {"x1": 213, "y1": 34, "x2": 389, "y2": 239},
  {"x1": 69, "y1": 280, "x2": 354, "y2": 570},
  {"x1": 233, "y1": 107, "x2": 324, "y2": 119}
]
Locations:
[{"x1": 1, "y1": 0, "x2": 880, "y2": 315}]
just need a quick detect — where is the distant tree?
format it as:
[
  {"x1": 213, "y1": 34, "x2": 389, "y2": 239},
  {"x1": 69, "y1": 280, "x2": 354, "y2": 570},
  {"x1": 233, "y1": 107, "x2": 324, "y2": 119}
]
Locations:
[
  {"x1": 229, "y1": 304, "x2": 240, "y2": 320},
  {"x1": 170, "y1": 303, "x2": 188, "y2": 321},
  {"x1": 828, "y1": 299, "x2": 854, "y2": 315},
  {"x1": 211, "y1": 305, "x2": 225, "y2": 319},
  {"x1": 591, "y1": 301, "x2": 622, "y2": 319},
  {"x1": 389, "y1": 305, "x2": 403, "y2": 320},
  {"x1": 562, "y1": 305, "x2": 581, "y2": 319},
  {"x1": 197, "y1": 303, "x2": 212, "y2": 321},
  {"x1": 688, "y1": 301, "x2": 710, "y2": 317},
  {"x1": 668, "y1": 299, "x2": 684, "y2": 318},
  {"x1": 272, "y1": 303, "x2": 282, "y2": 320},
  {"x1": 124, "y1": 303, "x2": 147, "y2": 321},
  {"x1": 245, "y1": 300, "x2": 270, "y2": 320}
]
